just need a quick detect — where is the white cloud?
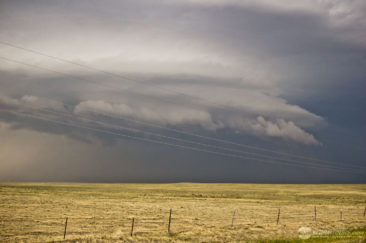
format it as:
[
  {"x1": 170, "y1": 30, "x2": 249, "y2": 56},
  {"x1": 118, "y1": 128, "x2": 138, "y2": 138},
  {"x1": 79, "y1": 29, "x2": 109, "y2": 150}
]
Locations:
[
  {"x1": 226, "y1": 116, "x2": 320, "y2": 145},
  {"x1": 156, "y1": 82, "x2": 325, "y2": 128},
  {"x1": 73, "y1": 97, "x2": 321, "y2": 145},
  {"x1": 74, "y1": 99, "x2": 217, "y2": 129}
]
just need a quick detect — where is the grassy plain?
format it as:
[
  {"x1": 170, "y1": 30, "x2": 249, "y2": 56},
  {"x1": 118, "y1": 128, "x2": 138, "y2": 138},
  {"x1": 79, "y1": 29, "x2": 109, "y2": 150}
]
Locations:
[{"x1": 0, "y1": 183, "x2": 365, "y2": 242}]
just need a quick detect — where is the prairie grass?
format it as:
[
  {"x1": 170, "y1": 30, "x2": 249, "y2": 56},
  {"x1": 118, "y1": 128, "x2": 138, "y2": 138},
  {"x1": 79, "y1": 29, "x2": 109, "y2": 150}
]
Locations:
[{"x1": 0, "y1": 183, "x2": 365, "y2": 242}]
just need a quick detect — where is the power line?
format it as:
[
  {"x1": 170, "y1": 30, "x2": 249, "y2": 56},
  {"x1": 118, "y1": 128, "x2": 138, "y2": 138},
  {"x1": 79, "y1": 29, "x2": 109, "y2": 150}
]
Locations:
[
  {"x1": 0, "y1": 55, "x2": 359, "y2": 170},
  {"x1": 1, "y1": 108, "x2": 362, "y2": 174},
  {"x1": 0, "y1": 56, "x2": 121, "y2": 91},
  {"x1": 3, "y1": 105, "x2": 363, "y2": 174},
  {"x1": 0, "y1": 53, "x2": 359, "y2": 170},
  {"x1": 0, "y1": 40, "x2": 222, "y2": 106},
  {"x1": 0, "y1": 42, "x2": 357, "y2": 168},
  {"x1": 28, "y1": 106, "x2": 366, "y2": 172}
]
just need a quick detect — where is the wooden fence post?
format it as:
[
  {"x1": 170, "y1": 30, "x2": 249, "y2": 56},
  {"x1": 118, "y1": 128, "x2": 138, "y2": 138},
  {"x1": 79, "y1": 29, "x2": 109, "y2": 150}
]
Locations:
[
  {"x1": 276, "y1": 208, "x2": 280, "y2": 225},
  {"x1": 231, "y1": 209, "x2": 237, "y2": 227},
  {"x1": 314, "y1": 205, "x2": 317, "y2": 223},
  {"x1": 364, "y1": 206, "x2": 366, "y2": 217},
  {"x1": 131, "y1": 218, "x2": 134, "y2": 237},
  {"x1": 340, "y1": 209, "x2": 343, "y2": 221},
  {"x1": 168, "y1": 208, "x2": 172, "y2": 235},
  {"x1": 63, "y1": 217, "x2": 68, "y2": 239}
]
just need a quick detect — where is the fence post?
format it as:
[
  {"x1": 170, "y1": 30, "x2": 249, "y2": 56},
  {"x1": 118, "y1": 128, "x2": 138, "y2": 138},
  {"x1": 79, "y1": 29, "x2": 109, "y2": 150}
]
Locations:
[
  {"x1": 168, "y1": 208, "x2": 172, "y2": 235},
  {"x1": 314, "y1": 205, "x2": 317, "y2": 224},
  {"x1": 63, "y1": 217, "x2": 68, "y2": 239},
  {"x1": 364, "y1": 206, "x2": 366, "y2": 217},
  {"x1": 231, "y1": 209, "x2": 237, "y2": 227},
  {"x1": 340, "y1": 209, "x2": 343, "y2": 221},
  {"x1": 276, "y1": 208, "x2": 280, "y2": 225},
  {"x1": 131, "y1": 218, "x2": 134, "y2": 237}
]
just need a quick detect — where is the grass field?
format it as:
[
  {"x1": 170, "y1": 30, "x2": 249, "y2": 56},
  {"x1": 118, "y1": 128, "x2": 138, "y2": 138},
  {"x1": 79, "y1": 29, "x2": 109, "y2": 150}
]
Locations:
[{"x1": 0, "y1": 183, "x2": 365, "y2": 242}]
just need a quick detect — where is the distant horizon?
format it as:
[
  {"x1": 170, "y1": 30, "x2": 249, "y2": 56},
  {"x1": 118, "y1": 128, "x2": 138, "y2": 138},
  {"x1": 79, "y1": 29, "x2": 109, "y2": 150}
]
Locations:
[{"x1": 1, "y1": 181, "x2": 365, "y2": 185}]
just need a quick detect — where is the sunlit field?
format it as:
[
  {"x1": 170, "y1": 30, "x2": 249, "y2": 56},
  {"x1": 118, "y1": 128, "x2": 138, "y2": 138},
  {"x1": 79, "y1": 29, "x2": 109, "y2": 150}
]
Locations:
[{"x1": 0, "y1": 183, "x2": 365, "y2": 242}]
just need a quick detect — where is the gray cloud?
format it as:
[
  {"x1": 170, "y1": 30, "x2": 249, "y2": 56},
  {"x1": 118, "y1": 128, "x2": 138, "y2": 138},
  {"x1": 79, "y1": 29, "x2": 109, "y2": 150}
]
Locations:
[
  {"x1": 0, "y1": 62, "x2": 325, "y2": 144},
  {"x1": 73, "y1": 97, "x2": 322, "y2": 144},
  {"x1": 0, "y1": 0, "x2": 365, "y2": 182},
  {"x1": 0, "y1": 89, "x2": 322, "y2": 145}
]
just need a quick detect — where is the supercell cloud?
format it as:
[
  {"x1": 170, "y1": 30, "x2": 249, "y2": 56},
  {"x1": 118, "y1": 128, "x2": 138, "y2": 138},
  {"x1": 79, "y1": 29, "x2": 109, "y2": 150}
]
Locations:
[{"x1": 0, "y1": 0, "x2": 365, "y2": 182}]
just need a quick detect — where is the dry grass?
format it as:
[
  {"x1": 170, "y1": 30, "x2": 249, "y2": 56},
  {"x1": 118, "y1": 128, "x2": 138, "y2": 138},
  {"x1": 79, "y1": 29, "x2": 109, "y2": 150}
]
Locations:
[{"x1": 0, "y1": 183, "x2": 365, "y2": 242}]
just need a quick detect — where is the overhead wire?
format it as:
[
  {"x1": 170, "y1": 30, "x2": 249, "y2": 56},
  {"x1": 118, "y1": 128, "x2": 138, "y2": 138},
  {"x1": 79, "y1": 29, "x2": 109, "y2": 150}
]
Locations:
[
  {"x1": 20, "y1": 106, "x2": 366, "y2": 172},
  {"x1": 0, "y1": 108, "x2": 363, "y2": 175},
  {"x1": 0, "y1": 41, "x2": 362, "y2": 170},
  {"x1": 0, "y1": 53, "x2": 365, "y2": 169}
]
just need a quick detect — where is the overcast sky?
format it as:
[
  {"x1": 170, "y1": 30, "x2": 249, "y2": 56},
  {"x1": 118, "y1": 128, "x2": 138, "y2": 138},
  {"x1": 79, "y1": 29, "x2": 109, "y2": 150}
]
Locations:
[{"x1": 0, "y1": 0, "x2": 365, "y2": 183}]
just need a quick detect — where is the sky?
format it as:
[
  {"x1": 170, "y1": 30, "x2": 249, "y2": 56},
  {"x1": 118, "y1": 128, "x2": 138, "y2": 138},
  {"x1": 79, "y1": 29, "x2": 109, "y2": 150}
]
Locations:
[{"x1": 0, "y1": 0, "x2": 365, "y2": 183}]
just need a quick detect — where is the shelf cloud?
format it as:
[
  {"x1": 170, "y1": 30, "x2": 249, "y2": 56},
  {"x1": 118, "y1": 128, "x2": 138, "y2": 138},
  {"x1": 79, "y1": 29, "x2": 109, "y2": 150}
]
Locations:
[{"x1": 0, "y1": 0, "x2": 365, "y2": 182}]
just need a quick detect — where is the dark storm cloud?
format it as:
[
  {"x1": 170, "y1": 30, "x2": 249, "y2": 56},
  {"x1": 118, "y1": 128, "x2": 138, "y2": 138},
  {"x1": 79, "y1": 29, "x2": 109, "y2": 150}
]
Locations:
[{"x1": 0, "y1": 0, "x2": 365, "y2": 182}]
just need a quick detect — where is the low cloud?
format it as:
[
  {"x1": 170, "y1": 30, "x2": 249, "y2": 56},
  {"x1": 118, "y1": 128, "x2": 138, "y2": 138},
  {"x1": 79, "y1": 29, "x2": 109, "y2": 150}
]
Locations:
[
  {"x1": 0, "y1": 76, "x2": 324, "y2": 145},
  {"x1": 74, "y1": 99, "x2": 217, "y2": 129},
  {"x1": 73, "y1": 98, "x2": 321, "y2": 145},
  {"x1": 226, "y1": 116, "x2": 320, "y2": 145}
]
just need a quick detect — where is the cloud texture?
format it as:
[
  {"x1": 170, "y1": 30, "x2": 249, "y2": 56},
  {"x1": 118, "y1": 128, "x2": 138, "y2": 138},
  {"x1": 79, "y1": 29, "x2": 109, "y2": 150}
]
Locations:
[{"x1": 0, "y1": 0, "x2": 365, "y2": 182}]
